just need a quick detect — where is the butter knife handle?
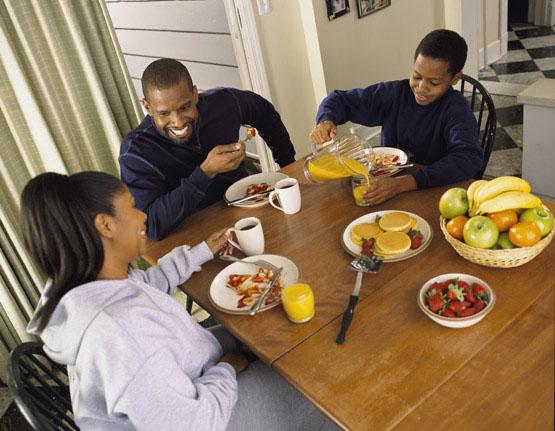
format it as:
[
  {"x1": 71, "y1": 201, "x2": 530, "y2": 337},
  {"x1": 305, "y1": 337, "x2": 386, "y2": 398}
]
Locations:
[
  {"x1": 249, "y1": 268, "x2": 283, "y2": 316},
  {"x1": 336, "y1": 295, "x2": 359, "y2": 344}
]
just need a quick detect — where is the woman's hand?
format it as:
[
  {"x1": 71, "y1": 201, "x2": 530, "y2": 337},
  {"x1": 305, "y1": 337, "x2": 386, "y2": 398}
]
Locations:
[
  {"x1": 206, "y1": 229, "x2": 233, "y2": 255},
  {"x1": 309, "y1": 120, "x2": 337, "y2": 145},
  {"x1": 220, "y1": 350, "x2": 249, "y2": 375},
  {"x1": 362, "y1": 175, "x2": 417, "y2": 205}
]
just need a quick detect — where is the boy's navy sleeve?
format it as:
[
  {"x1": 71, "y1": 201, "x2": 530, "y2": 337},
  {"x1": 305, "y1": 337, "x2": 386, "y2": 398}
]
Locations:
[
  {"x1": 316, "y1": 82, "x2": 395, "y2": 127},
  {"x1": 227, "y1": 89, "x2": 296, "y2": 167},
  {"x1": 119, "y1": 148, "x2": 212, "y2": 241},
  {"x1": 411, "y1": 102, "x2": 483, "y2": 188}
]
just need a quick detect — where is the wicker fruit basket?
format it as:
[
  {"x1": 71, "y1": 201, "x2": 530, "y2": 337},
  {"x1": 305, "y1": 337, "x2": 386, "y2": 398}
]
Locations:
[{"x1": 440, "y1": 216, "x2": 555, "y2": 268}]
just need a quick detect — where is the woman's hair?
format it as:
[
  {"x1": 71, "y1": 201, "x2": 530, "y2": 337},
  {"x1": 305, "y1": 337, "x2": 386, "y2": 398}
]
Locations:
[{"x1": 20, "y1": 171, "x2": 125, "y2": 332}]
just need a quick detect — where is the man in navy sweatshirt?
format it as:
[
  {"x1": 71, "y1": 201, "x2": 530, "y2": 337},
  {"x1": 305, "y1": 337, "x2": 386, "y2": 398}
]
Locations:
[
  {"x1": 310, "y1": 29, "x2": 483, "y2": 205},
  {"x1": 120, "y1": 58, "x2": 296, "y2": 240}
]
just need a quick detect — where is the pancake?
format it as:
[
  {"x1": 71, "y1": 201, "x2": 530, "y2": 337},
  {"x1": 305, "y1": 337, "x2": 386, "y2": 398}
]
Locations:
[
  {"x1": 378, "y1": 212, "x2": 413, "y2": 233},
  {"x1": 410, "y1": 216, "x2": 418, "y2": 230},
  {"x1": 374, "y1": 231, "x2": 411, "y2": 254},
  {"x1": 350, "y1": 222, "x2": 383, "y2": 245}
]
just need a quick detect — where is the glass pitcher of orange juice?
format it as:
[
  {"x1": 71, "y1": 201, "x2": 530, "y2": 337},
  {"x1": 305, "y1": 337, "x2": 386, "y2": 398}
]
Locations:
[{"x1": 303, "y1": 134, "x2": 374, "y2": 183}]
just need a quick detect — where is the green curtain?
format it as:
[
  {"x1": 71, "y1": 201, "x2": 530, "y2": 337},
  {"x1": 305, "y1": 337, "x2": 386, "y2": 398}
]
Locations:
[{"x1": 0, "y1": 0, "x2": 142, "y2": 379}]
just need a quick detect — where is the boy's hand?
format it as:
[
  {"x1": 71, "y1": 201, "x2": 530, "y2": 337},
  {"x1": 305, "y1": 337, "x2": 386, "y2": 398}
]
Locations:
[
  {"x1": 200, "y1": 142, "x2": 246, "y2": 178},
  {"x1": 362, "y1": 175, "x2": 417, "y2": 205},
  {"x1": 206, "y1": 229, "x2": 233, "y2": 255},
  {"x1": 310, "y1": 120, "x2": 337, "y2": 145}
]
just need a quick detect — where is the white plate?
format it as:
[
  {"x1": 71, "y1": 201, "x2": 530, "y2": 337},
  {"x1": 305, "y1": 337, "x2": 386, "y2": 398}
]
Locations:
[
  {"x1": 224, "y1": 172, "x2": 289, "y2": 208},
  {"x1": 341, "y1": 210, "x2": 433, "y2": 263},
  {"x1": 209, "y1": 254, "x2": 299, "y2": 315},
  {"x1": 372, "y1": 147, "x2": 409, "y2": 177}
]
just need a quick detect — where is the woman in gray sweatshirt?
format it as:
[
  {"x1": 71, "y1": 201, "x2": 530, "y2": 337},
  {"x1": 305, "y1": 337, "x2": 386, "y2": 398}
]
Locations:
[{"x1": 21, "y1": 171, "x2": 335, "y2": 431}]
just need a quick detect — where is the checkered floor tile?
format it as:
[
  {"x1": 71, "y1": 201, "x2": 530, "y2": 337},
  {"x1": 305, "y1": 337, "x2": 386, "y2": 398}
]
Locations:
[
  {"x1": 479, "y1": 23, "x2": 555, "y2": 85},
  {"x1": 476, "y1": 23, "x2": 555, "y2": 178}
]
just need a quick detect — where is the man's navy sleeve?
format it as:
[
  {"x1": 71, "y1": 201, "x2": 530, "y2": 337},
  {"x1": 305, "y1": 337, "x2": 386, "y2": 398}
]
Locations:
[{"x1": 119, "y1": 129, "x2": 213, "y2": 241}]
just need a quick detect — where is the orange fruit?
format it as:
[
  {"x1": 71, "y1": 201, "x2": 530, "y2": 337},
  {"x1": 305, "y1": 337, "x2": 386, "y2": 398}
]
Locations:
[
  {"x1": 487, "y1": 209, "x2": 518, "y2": 232},
  {"x1": 508, "y1": 222, "x2": 541, "y2": 247},
  {"x1": 446, "y1": 215, "x2": 469, "y2": 241}
]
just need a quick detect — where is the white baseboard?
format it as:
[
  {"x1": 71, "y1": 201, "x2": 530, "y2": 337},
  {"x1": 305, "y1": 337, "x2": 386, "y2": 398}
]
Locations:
[
  {"x1": 479, "y1": 39, "x2": 502, "y2": 68},
  {"x1": 500, "y1": 31, "x2": 508, "y2": 56}
]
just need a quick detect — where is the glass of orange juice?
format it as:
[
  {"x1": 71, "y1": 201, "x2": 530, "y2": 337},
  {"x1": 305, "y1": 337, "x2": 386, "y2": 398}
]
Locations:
[
  {"x1": 281, "y1": 281, "x2": 315, "y2": 323},
  {"x1": 351, "y1": 175, "x2": 372, "y2": 206}
]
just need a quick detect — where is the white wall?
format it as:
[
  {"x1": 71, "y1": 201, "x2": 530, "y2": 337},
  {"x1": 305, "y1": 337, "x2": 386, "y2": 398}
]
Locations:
[
  {"x1": 311, "y1": 0, "x2": 445, "y2": 91},
  {"x1": 253, "y1": 1, "x2": 319, "y2": 158},
  {"x1": 105, "y1": 0, "x2": 242, "y2": 98}
]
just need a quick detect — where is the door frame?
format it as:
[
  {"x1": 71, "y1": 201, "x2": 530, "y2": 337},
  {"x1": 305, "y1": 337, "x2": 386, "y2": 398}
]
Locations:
[{"x1": 222, "y1": 0, "x2": 278, "y2": 172}]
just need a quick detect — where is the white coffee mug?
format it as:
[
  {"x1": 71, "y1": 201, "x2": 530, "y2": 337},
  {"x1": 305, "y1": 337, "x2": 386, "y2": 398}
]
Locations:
[
  {"x1": 227, "y1": 217, "x2": 265, "y2": 256},
  {"x1": 269, "y1": 178, "x2": 301, "y2": 215}
]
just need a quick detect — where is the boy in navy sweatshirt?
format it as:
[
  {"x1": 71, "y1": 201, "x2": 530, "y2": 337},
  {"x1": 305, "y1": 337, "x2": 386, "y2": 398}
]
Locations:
[
  {"x1": 310, "y1": 29, "x2": 483, "y2": 205},
  {"x1": 120, "y1": 59, "x2": 296, "y2": 240}
]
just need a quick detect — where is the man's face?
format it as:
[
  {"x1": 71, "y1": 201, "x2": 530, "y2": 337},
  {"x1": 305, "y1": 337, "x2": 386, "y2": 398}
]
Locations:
[
  {"x1": 142, "y1": 80, "x2": 199, "y2": 144},
  {"x1": 409, "y1": 54, "x2": 462, "y2": 106}
]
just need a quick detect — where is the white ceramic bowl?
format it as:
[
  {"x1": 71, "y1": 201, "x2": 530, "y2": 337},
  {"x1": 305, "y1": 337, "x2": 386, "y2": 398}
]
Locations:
[{"x1": 417, "y1": 273, "x2": 496, "y2": 329}]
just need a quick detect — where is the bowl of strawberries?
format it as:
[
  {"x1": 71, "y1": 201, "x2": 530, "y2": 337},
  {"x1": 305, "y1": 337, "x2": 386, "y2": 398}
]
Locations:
[{"x1": 417, "y1": 273, "x2": 495, "y2": 328}]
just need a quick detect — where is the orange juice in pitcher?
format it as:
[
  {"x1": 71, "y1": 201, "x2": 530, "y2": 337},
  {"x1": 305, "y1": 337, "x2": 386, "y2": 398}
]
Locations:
[{"x1": 304, "y1": 135, "x2": 373, "y2": 183}]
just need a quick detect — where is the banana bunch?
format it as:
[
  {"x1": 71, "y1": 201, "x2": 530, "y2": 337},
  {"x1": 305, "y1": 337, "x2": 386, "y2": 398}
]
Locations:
[{"x1": 467, "y1": 176, "x2": 542, "y2": 216}]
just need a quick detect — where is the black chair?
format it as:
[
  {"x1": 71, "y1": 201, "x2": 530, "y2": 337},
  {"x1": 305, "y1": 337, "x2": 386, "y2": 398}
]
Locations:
[
  {"x1": 5, "y1": 342, "x2": 79, "y2": 431},
  {"x1": 459, "y1": 74, "x2": 497, "y2": 179}
]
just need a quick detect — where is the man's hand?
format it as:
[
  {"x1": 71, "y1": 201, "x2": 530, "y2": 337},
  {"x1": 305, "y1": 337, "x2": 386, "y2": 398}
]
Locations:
[
  {"x1": 200, "y1": 142, "x2": 246, "y2": 179},
  {"x1": 206, "y1": 229, "x2": 233, "y2": 255},
  {"x1": 362, "y1": 175, "x2": 417, "y2": 205},
  {"x1": 309, "y1": 120, "x2": 337, "y2": 145},
  {"x1": 220, "y1": 350, "x2": 249, "y2": 375}
]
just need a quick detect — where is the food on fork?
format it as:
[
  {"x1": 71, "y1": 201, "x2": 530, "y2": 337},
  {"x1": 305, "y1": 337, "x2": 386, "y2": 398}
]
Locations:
[
  {"x1": 246, "y1": 127, "x2": 257, "y2": 139},
  {"x1": 226, "y1": 267, "x2": 282, "y2": 308},
  {"x1": 245, "y1": 182, "x2": 271, "y2": 198}
]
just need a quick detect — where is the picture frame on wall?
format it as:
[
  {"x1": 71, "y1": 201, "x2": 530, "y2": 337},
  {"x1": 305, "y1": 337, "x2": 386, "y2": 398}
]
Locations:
[
  {"x1": 326, "y1": 0, "x2": 350, "y2": 21},
  {"x1": 357, "y1": 0, "x2": 391, "y2": 18}
]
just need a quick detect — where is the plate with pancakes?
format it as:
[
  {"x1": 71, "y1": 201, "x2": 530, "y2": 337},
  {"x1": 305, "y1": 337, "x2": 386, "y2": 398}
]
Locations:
[{"x1": 342, "y1": 210, "x2": 433, "y2": 262}]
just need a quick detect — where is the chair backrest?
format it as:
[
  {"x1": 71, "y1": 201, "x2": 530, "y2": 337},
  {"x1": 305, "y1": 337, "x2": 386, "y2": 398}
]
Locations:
[
  {"x1": 5, "y1": 342, "x2": 79, "y2": 431},
  {"x1": 459, "y1": 74, "x2": 497, "y2": 179}
]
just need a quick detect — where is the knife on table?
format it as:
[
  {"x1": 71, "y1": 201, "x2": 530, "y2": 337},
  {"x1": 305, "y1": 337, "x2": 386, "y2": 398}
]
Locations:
[
  {"x1": 249, "y1": 267, "x2": 283, "y2": 316},
  {"x1": 336, "y1": 270, "x2": 363, "y2": 344},
  {"x1": 226, "y1": 188, "x2": 274, "y2": 206}
]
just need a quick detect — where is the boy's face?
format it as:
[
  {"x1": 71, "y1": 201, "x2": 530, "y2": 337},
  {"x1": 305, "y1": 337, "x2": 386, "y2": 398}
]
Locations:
[{"x1": 409, "y1": 54, "x2": 462, "y2": 106}]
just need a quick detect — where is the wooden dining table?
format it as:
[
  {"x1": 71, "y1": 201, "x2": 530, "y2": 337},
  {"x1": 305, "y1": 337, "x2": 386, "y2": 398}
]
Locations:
[{"x1": 144, "y1": 159, "x2": 554, "y2": 431}]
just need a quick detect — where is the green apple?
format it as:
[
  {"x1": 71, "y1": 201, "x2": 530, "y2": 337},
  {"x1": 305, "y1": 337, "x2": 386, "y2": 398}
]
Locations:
[
  {"x1": 519, "y1": 207, "x2": 554, "y2": 237},
  {"x1": 463, "y1": 216, "x2": 499, "y2": 249},
  {"x1": 439, "y1": 188, "x2": 469, "y2": 219},
  {"x1": 496, "y1": 232, "x2": 515, "y2": 249}
]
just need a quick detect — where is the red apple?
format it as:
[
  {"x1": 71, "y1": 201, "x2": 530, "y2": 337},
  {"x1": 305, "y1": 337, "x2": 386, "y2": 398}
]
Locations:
[{"x1": 463, "y1": 216, "x2": 499, "y2": 249}]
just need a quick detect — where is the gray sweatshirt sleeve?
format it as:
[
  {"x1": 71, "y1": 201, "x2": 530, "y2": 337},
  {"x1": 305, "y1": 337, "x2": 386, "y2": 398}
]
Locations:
[
  {"x1": 128, "y1": 243, "x2": 214, "y2": 295},
  {"x1": 114, "y1": 348, "x2": 237, "y2": 430}
]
